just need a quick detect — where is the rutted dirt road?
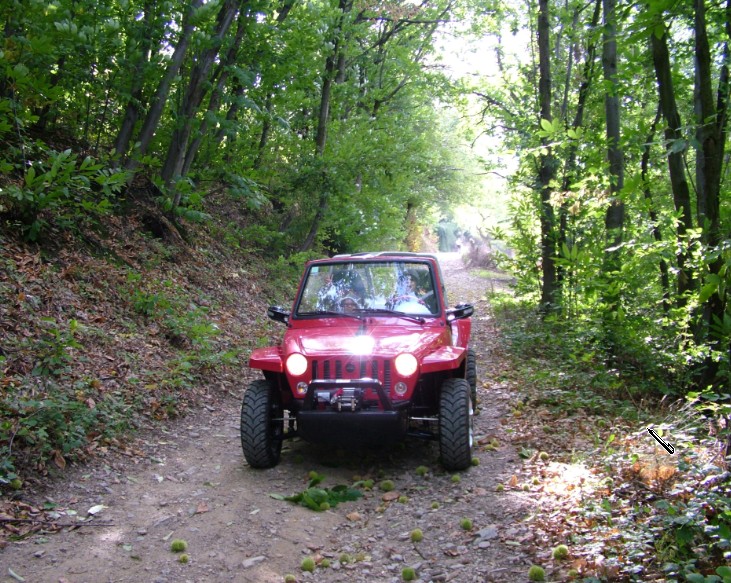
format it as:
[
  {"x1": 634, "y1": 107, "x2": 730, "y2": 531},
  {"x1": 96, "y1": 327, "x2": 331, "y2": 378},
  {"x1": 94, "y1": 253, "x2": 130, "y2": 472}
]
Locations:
[{"x1": 1, "y1": 253, "x2": 535, "y2": 583}]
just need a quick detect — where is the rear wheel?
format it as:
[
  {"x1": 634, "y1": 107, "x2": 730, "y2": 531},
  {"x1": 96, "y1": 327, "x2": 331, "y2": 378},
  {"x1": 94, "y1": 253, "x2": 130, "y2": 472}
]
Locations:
[
  {"x1": 240, "y1": 379, "x2": 283, "y2": 468},
  {"x1": 439, "y1": 378, "x2": 473, "y2": 471}
]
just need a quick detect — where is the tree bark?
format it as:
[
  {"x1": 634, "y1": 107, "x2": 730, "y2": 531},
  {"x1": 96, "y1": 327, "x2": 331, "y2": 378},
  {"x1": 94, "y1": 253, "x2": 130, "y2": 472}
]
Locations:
[
  {"x1": 181, "y1": 6, "x2": 250, "y2": 176},
  {"x1": 557, "y1": 0, "x2": 601, "y2": 295},
  {"x1": 299, "y1": 0, "x2": 351, "y2": 253},
  {"x1": 113, "y1": 0, "x2": 156, "y2": 161},
  {"x1": 641, "y1": 106, "x2": 671, "y2": 311},
  {"x1": 694, "y1": 0, "x2": 729, "y2": 387},
  {"x1": 123, "y1": 0, "x2": 204, "y2": 175},
  {"x1": 650, "y1": 26, "x2": 695, "y2": 303},
  {"x1": 602, "y1": 0, "x2": 624, "y2": 253},
  {"x1": 537, "y1": 0, "x2": 558, "y2": 313},
  {"x1": 162, "y1": 0, "x2": 241, "y2": 207}
]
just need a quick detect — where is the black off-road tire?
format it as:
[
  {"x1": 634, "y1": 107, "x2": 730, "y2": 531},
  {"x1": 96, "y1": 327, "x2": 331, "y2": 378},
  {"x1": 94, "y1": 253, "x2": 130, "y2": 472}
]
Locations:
[
  {"x1": 466, "y1": 348, "x2": 477, "y2": 411},
  {"x1": 240, "y1": 379, "x2": 283, "y2": 469},
  {"x1": 439, "y1": 377, "x2": 473, "y2": 471}
]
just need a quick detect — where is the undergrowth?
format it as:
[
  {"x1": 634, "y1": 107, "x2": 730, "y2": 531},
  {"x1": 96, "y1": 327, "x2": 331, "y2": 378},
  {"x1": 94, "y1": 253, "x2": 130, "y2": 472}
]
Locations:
[
  {"x1": 490, "y1": 292, "x2": 731, "y2": 581},
  {"x1": 0, "y1": 198, "x2": 299, "y2": 488}
]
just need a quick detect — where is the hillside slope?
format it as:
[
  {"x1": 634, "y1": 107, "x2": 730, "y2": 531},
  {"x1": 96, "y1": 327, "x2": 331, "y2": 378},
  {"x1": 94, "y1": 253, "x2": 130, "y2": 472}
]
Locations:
[{"x1": 0, "y1": 190, "x2": 287, "y2": 491}]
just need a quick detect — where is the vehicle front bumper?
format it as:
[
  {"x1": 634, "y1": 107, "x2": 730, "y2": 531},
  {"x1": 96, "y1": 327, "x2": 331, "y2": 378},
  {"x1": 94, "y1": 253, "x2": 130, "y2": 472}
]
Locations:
[{"x1": 295, "y1": 378, "x2": 409, "y2": 444}]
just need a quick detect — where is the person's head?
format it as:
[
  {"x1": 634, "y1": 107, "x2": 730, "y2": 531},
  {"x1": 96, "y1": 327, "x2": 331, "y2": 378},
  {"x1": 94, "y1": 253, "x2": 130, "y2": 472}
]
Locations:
[{"x1": 340, "y1": 296, "x2": 359, "y2": 312}]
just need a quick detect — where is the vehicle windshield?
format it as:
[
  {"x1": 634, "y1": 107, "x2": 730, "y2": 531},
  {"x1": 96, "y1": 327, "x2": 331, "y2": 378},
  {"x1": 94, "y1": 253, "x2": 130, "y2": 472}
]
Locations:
[{"x1": 295, "y1": 261, "x2": 440, "y2": 317}]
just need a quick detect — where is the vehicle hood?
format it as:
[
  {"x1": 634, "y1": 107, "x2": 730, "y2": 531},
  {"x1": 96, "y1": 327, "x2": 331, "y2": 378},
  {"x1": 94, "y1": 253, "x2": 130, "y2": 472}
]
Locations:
[{"x1": 284, "y1": 323, "x2": 448, "y2": 359}]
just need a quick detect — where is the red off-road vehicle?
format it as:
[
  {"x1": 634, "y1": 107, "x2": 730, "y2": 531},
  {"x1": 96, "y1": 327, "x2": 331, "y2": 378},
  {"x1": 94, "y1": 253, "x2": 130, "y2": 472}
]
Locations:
[{"x1": 241, "y1": 252, "x2": 476, "y2": 470}]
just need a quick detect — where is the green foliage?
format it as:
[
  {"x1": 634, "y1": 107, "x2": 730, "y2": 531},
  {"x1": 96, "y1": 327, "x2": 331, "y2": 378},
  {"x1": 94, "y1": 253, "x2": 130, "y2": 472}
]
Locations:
[
  {"x1": 1, "y1": 148, "x2": 126, "y2": 240},
  {"x1": 0, "y1": 376, "x2": 134, "y2": 483},
  {"x1": 270, "y1": 474, "x2": 364, "y2": 512}
]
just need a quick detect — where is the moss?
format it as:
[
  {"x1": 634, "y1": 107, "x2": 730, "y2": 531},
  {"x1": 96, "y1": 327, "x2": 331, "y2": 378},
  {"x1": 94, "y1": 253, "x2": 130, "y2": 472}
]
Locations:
[
  {"x1": 410, "y1": 528, "x2": 424, "y2": 542},
  {"x1": 460, "y1": 518, "x2": 473, "y2": 531}
]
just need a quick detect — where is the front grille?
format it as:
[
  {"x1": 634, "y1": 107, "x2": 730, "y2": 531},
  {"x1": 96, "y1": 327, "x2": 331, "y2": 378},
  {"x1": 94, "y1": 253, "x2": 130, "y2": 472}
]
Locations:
[{"x1": 311, "y1": 358, "x2": 391, "y2": 392}]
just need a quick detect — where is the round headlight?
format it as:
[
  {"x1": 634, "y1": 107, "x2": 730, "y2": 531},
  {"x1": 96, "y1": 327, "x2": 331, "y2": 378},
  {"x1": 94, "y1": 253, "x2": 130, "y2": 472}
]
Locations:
[
  {"x1": 394, "y1": 353, "x2": 418, "y2": 377},
  {"x1": 286, "y1": 353, "x2": 308, "y2": 377}
]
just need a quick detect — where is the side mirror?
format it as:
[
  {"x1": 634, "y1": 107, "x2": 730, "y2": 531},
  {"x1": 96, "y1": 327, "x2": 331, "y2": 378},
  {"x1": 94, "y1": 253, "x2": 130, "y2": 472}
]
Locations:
[
  {"x1": 267, "y1": 305, "x2": 290, "y2": 325},
  {"x1": 446, "y1": 303, "x2": 474, "y2": 322}
]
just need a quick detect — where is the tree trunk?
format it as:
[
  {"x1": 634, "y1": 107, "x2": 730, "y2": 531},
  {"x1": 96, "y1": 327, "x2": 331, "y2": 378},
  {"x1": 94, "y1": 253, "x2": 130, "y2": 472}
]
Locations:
[
  {"x1": 641, "y1": 106, "x2": 671, "y2": 311},
  {"x1": 162, "y1": 0, "x2": 240, "y2": 208},
  {"x1": 557, "y1": 0, "x2": 601, "y2": 296},
  {"x1": 602, "y1": 0, "x2": 624, "y2": 254},
  {"x1": 299, "y1": 0, "x2": 351, "y2": 253},
  {"x1": 113, "y1": 0, "x2": 156, "y2": 161},
  {"x1": 181, "y1": 6, "x2": 250, "y2": 177},
  {"x1": 123, "y1": 0, "x2": 204, "y2": 175},
  {"x1": 537, "y1": 0, "x2": 558, "y2": 313},
  {"x1": 650, "y1": 26, "x2": 695, "y2": 303},
  {"x1": 212, "y1": 0, "x2": 298, "y2": 158},
  {"x1": 694, "y1": 0, "x2": 729, "y2": 387}
]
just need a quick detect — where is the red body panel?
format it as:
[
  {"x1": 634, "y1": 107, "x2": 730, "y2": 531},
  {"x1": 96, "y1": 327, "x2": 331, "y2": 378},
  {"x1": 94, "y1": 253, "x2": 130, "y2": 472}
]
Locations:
[{"x1": 249, "y1": 253, "x2": 472, "y2": 407}]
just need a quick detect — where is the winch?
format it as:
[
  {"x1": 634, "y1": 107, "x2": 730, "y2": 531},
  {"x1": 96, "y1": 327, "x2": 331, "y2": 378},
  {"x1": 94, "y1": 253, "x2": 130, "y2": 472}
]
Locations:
[{"x1": 332, "y1": 387, "x2": 363, "y2": 412}]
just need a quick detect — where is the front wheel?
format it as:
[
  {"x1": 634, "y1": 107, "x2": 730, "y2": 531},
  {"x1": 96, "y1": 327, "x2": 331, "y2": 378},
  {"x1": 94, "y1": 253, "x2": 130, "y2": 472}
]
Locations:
[
  {"x1": 240, "y1": 379, "x2": 283, "y2": 469},
  {"x1": 465, "y1": 348, "x2": 477, "y2": 411},
  {"x1": 439, "y1": 377, "x2": 473, "y2": 471}
]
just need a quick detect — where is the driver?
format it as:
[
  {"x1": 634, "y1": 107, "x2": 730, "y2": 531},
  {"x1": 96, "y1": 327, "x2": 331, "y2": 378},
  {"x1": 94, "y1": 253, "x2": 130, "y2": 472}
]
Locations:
[{"x1": 338, "y1": 296, "x2": 361, "y2": 312}]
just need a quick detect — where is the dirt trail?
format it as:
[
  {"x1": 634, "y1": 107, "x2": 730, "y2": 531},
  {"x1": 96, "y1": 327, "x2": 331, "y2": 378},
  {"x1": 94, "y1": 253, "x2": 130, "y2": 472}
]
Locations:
[{"x1": 1, "y1": 253, "x2": 534, "y2": 583}]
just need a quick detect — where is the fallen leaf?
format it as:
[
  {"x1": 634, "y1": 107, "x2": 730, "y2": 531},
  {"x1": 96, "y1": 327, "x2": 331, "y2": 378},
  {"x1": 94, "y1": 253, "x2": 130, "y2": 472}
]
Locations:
[
  {"x1": 87, "y1": 505, "x2": 107, "y2": 516},
  {"x1": 195, "y1": 501, "x2": 209, "y2": 514},
  {"x1": 53, "y1": 451, "x2": 66, "y2": 470},
  {"x1": 381, "y1": 491, "x2": 400, "y2": 502}
]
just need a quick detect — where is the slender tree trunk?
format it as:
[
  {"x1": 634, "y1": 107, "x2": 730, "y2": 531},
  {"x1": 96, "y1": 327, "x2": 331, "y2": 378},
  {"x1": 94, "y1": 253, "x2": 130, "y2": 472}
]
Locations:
[
  {"x1": 601, "y1": 0, "x2": 625, "y2": 354},
  {"x1": 162, "y1": 0, "x2": 240, "y2": 207},
  {"x1": 557, "y1": 0, "x2": 601, "y2": 295},
  {"x1": 299, "y1": 0, "x2": 351, "y2": 253},
  {"x1": 537, "y1": 0, "x2": 558, "y2": 313},
  {"x1": 212, "y1": 0, "x2": 297, "y2": 159},
  {"x1": 602, "y1": 0, "x2": 624, "y2": 254},
  {"x1": 113, "y1": 0, "x2": 156, "y2": 161},
  {"x1": 641, "y1": 106, "x2": 671, "y2": 311},
  {"x1": 650, "y1": 26, "x2": 695, "y2": 303},
  {"x1": 181, "y1": 6, "x2": 250, "y2": 176},
  {"x1": 694, "y1": 0, "x2": 729, "y2": 387},
  {"x1": 124, "y1": 0, "x2": 204, "y2": 175},
  {"x1": 253, "y1": 94, "x2": 273, "y2": 170}
]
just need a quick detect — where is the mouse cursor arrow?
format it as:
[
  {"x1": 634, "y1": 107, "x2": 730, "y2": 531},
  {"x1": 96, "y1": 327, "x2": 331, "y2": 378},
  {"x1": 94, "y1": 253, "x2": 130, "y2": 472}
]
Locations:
[{"x1": 648, "y1": 428, "x2": 675, "y2": 454}]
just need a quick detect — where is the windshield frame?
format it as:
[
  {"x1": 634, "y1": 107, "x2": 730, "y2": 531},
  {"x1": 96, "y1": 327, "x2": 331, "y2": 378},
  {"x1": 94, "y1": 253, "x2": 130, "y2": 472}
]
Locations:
[{"x1": 292, "y1": 259, "x2": 442, "y2": 320}]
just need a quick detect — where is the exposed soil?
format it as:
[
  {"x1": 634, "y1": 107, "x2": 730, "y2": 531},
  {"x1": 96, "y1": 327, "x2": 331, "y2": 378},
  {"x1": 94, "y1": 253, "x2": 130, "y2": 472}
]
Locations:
[{"x1": 1, "y1": 253, "x2": 540, "y2": 583}]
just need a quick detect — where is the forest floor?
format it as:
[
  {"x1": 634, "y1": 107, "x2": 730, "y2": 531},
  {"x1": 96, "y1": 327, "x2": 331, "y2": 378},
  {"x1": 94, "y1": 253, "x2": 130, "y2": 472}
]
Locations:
[{"x1": 0, "y1": 204, "x2": 722, "y2": 582}]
